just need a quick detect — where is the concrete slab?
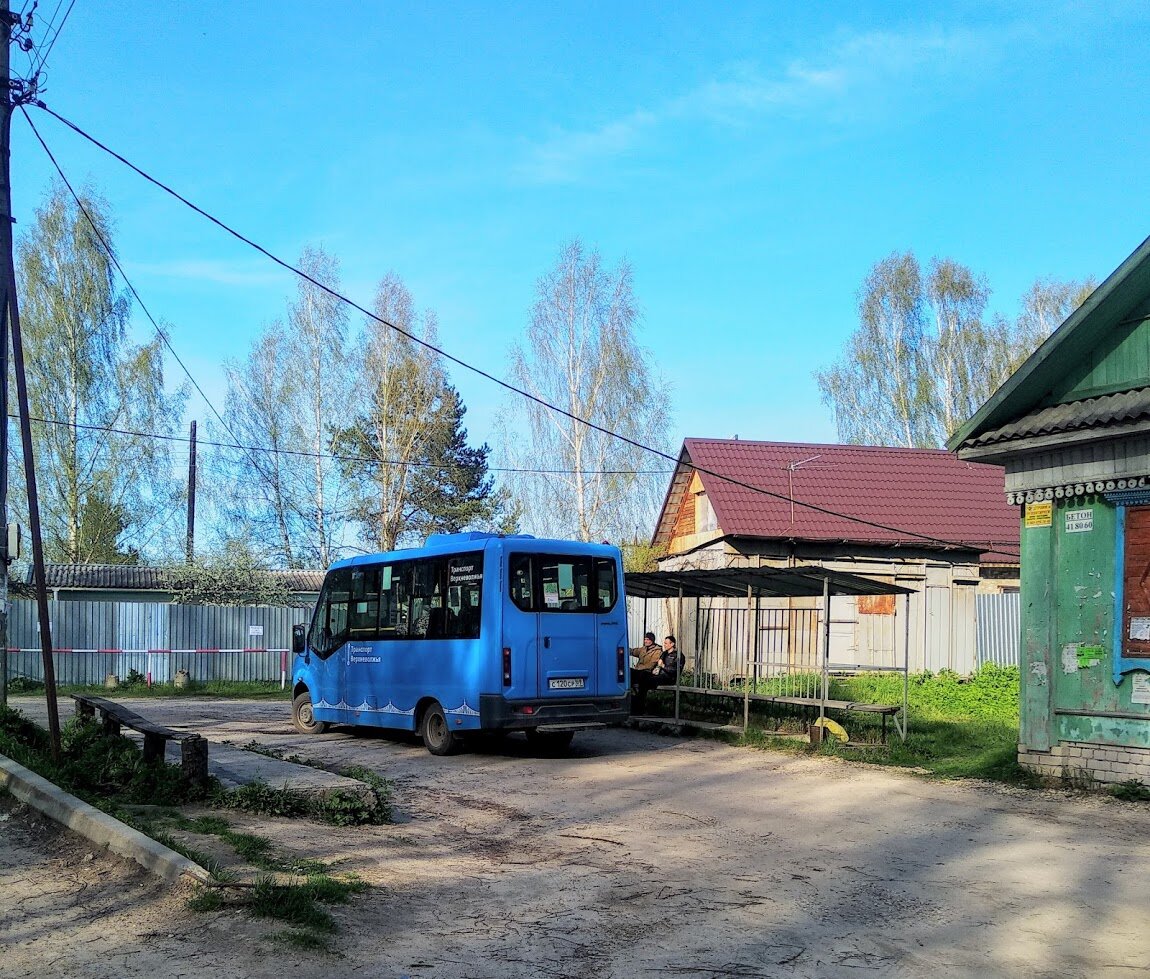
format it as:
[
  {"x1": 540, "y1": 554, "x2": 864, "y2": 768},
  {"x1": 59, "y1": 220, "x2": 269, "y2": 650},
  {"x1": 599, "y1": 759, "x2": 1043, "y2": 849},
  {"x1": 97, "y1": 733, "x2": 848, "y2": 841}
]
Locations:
[{"x1": 7, "y1": 695, "x2": 369, "y2": 800}]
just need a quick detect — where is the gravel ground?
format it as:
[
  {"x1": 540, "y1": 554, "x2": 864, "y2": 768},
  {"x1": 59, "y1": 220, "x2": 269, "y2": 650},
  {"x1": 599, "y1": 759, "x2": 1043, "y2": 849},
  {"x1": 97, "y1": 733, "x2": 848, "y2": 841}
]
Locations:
[{"x1": 3, "y1": 696, "x2": 1149, "y2": 978}]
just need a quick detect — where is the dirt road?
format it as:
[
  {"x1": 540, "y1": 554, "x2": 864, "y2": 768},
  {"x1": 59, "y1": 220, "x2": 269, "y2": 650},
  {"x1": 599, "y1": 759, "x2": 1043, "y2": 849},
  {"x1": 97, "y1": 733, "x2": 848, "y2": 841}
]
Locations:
[{"x1": 3, "y1": 697, "x2": 1149, "y2": 978}]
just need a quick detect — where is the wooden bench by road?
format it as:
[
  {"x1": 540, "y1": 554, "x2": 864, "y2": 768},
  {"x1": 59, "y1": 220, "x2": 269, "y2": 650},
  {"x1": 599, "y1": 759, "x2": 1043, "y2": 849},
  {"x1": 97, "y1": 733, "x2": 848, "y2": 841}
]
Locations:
[
  {"x1": 668, "y1": 686, "x2": 904, "y2": 743},
  {"x1": 71, "y1": 694, "x2": 210, "y2": 783}
]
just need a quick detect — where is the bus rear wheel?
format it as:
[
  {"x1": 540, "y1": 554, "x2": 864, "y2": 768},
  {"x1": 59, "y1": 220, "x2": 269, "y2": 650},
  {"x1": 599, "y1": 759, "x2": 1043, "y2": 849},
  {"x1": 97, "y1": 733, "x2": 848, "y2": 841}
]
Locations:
[
  {"x1": 421, "y1": 702, "x2": 460, "y2": 756},
  {"x1": 292, "y1": 691, "x2": 328, "y2": 735}
]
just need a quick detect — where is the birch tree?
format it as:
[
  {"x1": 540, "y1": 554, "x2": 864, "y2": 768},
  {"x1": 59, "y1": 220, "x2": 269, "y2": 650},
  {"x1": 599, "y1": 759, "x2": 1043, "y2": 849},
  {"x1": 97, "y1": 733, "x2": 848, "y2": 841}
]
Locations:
[
  {"x1": 816, "y1": 250, "x2": 1095, "y2": 447},
  {"x1": 15, "y1": 181, "x2": 186, "y2": 562},
  {"x1": 496, "y1": 240, "x2": 671, "y2": 542},
  {"x1": 334, "y1": 274, "x2": 451, "y2": 552},
  {"x1": 212, "y1": 245, "x2": 355, "y2": 567}
]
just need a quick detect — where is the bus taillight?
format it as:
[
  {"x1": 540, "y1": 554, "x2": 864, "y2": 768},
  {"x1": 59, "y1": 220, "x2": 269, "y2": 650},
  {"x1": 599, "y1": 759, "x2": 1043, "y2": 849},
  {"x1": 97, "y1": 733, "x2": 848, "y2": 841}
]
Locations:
[
  {"x1": 502, "y1": 647, "x2": 512, "y2": 686},
  {"x1": 617, "y1": 646, "x2": 626, "y2": 683}
]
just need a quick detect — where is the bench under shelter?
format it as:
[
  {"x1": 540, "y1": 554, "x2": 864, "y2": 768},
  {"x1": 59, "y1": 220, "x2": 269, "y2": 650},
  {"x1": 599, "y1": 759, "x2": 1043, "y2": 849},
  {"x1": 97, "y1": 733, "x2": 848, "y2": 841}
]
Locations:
[{"x1": 625, "y1": 566, "x2": 916, "y2": 743}]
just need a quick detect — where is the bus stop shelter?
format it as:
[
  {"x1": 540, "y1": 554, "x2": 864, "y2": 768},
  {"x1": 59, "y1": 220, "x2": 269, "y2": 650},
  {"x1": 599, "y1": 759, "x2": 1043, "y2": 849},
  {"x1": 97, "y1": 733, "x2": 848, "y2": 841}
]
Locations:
[{"x1": 625, "y1": 566, "x2": 916, "y2": 741}]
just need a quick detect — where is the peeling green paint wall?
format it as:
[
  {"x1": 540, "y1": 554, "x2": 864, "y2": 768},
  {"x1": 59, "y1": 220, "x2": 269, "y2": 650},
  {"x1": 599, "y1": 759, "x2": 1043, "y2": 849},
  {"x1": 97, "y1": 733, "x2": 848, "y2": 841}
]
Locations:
[{"x1": 1020, "y1": 497, "x2": 1150, "y2": 752}]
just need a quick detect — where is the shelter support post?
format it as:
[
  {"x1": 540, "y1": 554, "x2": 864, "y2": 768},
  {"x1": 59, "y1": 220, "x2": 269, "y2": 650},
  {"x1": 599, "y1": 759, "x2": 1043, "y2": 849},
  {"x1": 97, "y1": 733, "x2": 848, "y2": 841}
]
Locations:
[
  {"x1": 820, "y1": 575, "x2": 830, "y2": 728},
  {"x1": 674, "y1": 587, "x2": 685, "y2": 721},
  {"x1": 896, "y1": 591, "x2": 910, "y2": 742},
  {"x1": 744, "y1": 585, "x2": 754, "y2": 732}
]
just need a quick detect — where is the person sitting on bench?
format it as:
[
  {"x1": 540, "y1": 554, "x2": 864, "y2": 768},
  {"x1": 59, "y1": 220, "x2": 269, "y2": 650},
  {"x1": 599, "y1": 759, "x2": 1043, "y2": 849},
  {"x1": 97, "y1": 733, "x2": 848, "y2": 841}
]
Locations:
[{"x1": 632, "y1": 633, "x2": 680, "y2": 712}]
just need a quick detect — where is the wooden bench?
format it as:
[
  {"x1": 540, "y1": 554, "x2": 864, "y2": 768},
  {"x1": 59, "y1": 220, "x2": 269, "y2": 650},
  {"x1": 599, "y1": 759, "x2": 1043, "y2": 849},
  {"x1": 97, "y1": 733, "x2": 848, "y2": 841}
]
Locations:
[
  {"x1": 666, "y1": 686, "x2": 904, "y2": 744},
  {"x1": 71, "y1": 694, "x2": 210, "y2": 783}
]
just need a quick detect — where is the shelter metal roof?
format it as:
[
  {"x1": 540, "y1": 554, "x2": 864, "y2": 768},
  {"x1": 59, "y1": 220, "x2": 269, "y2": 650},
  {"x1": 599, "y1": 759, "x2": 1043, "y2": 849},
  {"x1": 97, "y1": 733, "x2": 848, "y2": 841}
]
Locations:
[{"x1": 624, "y1": 565, "x2": 914, "y2": 600}]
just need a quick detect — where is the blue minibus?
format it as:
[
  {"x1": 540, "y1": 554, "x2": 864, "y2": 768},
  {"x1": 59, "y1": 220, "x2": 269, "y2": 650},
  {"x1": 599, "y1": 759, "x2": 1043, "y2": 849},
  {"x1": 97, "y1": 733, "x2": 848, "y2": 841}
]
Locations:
[{"x1": 290, "y1": 532, "x2": 630, "y2": 754}]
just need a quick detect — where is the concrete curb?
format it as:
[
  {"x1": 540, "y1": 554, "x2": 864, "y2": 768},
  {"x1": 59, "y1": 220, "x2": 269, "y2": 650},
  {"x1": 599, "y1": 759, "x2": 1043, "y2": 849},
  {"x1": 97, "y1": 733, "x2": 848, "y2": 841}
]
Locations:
[{"x1": 0, "y1": 752, "x2": 212, "y2": 883}]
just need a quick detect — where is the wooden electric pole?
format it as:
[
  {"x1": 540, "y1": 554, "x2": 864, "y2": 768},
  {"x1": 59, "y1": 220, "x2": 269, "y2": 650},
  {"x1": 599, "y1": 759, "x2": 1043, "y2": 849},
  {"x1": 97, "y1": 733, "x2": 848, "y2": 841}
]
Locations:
[
  {"x1": 0, "y1": 0, "x2": 61, "y2": 754},
  {"x1": 186, "y1": 420, "x2": 197, "y2": 563}
]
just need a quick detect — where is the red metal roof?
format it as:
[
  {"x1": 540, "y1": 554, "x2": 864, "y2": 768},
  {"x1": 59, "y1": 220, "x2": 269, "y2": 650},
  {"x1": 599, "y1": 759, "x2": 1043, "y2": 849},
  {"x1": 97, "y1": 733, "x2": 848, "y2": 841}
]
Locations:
[{"x1": 656, "y1": 439, "x2": 1019, "y2": 561}]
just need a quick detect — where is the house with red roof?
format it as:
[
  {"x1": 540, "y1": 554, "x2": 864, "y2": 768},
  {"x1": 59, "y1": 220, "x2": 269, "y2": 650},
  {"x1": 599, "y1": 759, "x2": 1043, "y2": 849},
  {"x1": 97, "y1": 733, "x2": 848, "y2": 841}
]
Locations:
[{"x1": 649, "y1": 438, "x2": 1019, "y2": 673}]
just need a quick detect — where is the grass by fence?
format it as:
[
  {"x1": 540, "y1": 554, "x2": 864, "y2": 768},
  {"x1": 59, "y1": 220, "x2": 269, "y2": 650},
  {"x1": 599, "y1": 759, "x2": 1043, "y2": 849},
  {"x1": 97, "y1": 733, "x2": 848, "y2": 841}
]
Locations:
[{"x1": 659, "y1": 665, "x2": 1029, "y2": 784}]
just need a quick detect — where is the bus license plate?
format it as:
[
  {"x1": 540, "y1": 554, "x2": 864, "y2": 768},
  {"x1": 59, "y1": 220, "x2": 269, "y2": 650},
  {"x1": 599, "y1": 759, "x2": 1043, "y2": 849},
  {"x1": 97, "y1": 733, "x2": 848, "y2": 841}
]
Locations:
[{"x1": 549, "y1": 677, "x2": 585, "y2": 690}]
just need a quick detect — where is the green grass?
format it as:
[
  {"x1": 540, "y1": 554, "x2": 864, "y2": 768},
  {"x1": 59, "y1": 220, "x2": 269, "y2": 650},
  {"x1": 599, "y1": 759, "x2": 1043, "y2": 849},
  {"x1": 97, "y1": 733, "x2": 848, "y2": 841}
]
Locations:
[
  {"x1": 52, "y1": 679, "x2": 290, "y2": 700},
  {"x1": 660, "y1": 665, "x2": 1033, "y2": 784}
]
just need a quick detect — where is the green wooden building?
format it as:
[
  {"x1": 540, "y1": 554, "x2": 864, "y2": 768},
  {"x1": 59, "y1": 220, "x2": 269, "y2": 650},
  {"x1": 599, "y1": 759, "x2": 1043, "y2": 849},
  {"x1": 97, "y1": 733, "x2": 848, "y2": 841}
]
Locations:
[{"x1": 950, "y1": 235, "x2": 1150, "y2": 785}]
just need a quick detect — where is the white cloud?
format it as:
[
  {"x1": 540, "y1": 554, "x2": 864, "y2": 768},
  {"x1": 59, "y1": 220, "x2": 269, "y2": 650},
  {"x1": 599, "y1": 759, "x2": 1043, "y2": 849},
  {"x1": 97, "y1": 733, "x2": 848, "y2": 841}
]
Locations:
[
  {"x1": 515, "y1": 109, "x2": 657, "y2": 185},
  {"x1": 130, "y1": 258, "x2": 286, "y2": 288},
  {"x1": 515, "y1": 23, "x2": 1005, "y2": 184}
]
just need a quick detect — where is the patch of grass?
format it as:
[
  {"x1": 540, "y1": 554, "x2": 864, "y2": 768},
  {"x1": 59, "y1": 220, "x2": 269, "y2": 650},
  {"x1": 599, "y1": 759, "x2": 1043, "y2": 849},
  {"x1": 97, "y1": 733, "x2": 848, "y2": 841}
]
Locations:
[
  {"x1": 187, "y1": 888, "x2": 224, "y2": 912},
  {"x1": 57, "y1": 680, "x2": 290, "y2": 700},
  {"x1": 1110, "y1": 779, "x2": 1150, "y2": 802},
  {"x1": 668, "y1": 666, "x2": 1033, "y2": 785},
  {"x1": 267, "y1": 928, "x2": 337, "y2": 953},
  {"x1": 211, "y1": 778, "x2": 389, "y2": 827}
]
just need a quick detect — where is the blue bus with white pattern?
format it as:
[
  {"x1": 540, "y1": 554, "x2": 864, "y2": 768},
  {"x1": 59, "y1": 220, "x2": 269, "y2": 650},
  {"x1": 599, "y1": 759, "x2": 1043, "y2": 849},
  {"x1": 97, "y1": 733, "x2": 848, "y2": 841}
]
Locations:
[{"x1": 290, "y1": 532, "x2": 630, "y2": 754}]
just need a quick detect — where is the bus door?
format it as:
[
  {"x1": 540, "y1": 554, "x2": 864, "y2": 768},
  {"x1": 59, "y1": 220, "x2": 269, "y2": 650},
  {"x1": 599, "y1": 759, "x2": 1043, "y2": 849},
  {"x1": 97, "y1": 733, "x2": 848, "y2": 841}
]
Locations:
[{"x1": 525, "y1": 554, "x2": 600, "y2": 698}]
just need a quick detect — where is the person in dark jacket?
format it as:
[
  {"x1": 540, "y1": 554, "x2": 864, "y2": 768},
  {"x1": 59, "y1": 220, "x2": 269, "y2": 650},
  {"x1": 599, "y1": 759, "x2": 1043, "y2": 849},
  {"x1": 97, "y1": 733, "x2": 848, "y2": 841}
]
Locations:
[{"x1": 632, "y1": 634, "x2": 681, "y2": 713}]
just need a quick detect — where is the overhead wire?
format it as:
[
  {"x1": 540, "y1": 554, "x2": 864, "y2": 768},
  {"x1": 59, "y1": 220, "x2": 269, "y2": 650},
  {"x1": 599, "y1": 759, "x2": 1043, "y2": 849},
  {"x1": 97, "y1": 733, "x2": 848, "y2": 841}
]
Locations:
[
  {"x1": 12, "y1": 410, "x2": 676, "y2": 476},
  {"x1": 25, "y1": 102, "x2": 1019, "y2": 559},
  {"x1": 30, "y1": 0, "x2": 74, "y2": 76},
  {"x1": 21, "y1": 106, "x2": 289, "y2": 493}
]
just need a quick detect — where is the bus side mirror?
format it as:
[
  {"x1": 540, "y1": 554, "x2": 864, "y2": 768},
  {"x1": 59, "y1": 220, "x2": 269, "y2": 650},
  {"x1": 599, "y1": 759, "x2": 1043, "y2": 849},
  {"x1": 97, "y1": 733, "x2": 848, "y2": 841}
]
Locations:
[{"x1": 292, "y1": 624, "x2": 306, "y2": 655}]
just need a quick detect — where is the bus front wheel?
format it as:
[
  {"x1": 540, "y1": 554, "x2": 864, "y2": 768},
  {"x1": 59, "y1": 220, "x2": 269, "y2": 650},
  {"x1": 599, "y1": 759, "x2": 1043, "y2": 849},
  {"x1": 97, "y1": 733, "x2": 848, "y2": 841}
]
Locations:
[
  {"x1": 292, "y1": 691, "x2": 328, "y2": 736},
  {"x1": 421, "y1": 702, "x2": 460, "y2": 756}
]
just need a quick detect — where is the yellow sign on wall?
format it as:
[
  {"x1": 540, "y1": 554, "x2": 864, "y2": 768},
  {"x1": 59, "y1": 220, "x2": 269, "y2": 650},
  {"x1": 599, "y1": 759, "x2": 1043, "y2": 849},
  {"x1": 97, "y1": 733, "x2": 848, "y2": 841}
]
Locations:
[{"x1": 1025, "y1": 501, "x2": 1053, "y2": 528}]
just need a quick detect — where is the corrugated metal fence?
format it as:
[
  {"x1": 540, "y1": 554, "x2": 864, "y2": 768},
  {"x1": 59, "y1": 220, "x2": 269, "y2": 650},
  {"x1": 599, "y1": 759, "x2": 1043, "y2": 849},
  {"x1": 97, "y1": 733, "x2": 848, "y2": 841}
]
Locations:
[
  {"x1": 976, "y1": 592, "x2": 1020, "y2": 668},
  {"x1": 4, "y1": 600, "x2": 310, "y2": 686}
]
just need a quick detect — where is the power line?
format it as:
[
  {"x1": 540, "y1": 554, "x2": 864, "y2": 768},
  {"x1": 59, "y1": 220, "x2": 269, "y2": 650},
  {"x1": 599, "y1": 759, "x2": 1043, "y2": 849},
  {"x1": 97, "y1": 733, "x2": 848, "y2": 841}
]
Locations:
[
  {"x1": 11, "y1": 410, "x2": 676, "y2": 476},
  {"x1": 21, "y1": 105, "x2": 286, "y2": 493},
  {"x1": 26, "y1": 102, "x2": 1018, "y2": 558},
  {"x1": 30, "y1": 0, "x2": 73, "y2": 75}
]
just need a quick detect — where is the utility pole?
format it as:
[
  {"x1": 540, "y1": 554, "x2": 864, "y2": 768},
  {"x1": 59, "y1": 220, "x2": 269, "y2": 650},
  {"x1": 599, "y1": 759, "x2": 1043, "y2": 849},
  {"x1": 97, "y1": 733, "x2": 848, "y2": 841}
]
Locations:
[
  {"x1": 0, "y1": 0, "x2": 60, "y2": 754},
  {"x1": 0, "y1": 0, "x2": 12, "y2": 711},
  {"x1": 186, "y1": 420, "x2": 197, "y2": 563}
]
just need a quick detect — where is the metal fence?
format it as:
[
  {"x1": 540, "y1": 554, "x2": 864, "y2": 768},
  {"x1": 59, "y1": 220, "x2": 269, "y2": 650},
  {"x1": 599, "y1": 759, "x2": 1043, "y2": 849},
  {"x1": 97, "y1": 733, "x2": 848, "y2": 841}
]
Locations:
[
  {"x1": 3, "y1": 600, "x2": 310, "y2": 687},
  {"x1": 976, "y1": 592, "x2": 1020, "y2": 667}
]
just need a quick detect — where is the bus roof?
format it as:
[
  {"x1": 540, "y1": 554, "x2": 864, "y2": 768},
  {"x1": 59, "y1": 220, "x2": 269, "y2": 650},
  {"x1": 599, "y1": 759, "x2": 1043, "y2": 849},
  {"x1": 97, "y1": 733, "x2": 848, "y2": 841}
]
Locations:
[{"x1": 327, "y1": 533, "x2": 622, "y2": 571}]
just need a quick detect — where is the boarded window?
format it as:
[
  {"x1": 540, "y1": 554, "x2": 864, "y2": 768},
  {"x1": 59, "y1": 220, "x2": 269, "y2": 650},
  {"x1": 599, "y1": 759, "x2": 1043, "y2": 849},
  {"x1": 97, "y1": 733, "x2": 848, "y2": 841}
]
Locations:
[
  {"x1": 1123, "y1": 506, "x2": 1150, "y2": 658},
  {"x1": 857, "y1": 594, "x2": 896, "y2": 616}
]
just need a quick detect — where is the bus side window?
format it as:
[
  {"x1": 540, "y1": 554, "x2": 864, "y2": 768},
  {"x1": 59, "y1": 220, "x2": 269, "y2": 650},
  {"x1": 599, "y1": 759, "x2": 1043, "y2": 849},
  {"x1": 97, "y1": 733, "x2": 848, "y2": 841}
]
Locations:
[
  {"x1": 309, "y1": 567, "x2": 352, "y2": 657},
  {"x1": 409, "y1": 558, "x2": 444, "y2": 640},
  {"x1": 380, "y1": 563, "x2": 410, "y2": 640},
  {"x1": 596, "y1": 558, "x2": 618, "y2": 611},
  {"x1": 348, "y1": 566, "x2": 382, "y2": 639},
  {"x1": 510, "y1": 555, "x2": 533, "y2": 612}
]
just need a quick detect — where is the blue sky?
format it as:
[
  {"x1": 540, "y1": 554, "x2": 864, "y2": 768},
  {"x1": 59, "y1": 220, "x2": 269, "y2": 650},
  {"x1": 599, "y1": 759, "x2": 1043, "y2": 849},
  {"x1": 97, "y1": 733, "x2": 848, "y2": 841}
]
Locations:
[{"x1": 11, "y1": 1, "x2": 1150, "y2": 461}]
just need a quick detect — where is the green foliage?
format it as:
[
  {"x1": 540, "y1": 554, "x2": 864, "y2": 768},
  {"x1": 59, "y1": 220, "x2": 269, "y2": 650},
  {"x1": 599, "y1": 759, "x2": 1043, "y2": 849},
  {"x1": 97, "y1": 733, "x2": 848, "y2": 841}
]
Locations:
[
  {"x1": 496, "y1": 239, "x2": 672, "y2": 542},
  {"x1": 59, "y1": 679, "x2": 290, "y2": 700},
  {"x1": 1110, "y1": 779, "x2": 1150, "y2": 802},
  {"x1": 16, "y1": 179, "x2": 187, "y2": 562},
  {"x1": 816, "y1": 250, "x2": 1095, "y2": 447},
  {"x1": 621, "y1": 539, "x2": 666, "y2": 573},
  {"x1": 0, "y1": 708, "x2": 209, "y2": 806},
  {"x1": 213, "y1": 245, "x2": 354, "y2": 568},
  {"x1": 833, "y1": 665, "x2": 1021, "y2": 724},
  {"x1": 5, "y1": 676, "x2": 44, "y2": 693},
  {"x1": 211, "y1": 778, "x2": 390, "y2": 827},
  {"x1": 671, "y1": 666, "x2": 1027, "y2": 783},
  {"x1": 165, "y1": 541, "x2": 294, "y2": 606}
]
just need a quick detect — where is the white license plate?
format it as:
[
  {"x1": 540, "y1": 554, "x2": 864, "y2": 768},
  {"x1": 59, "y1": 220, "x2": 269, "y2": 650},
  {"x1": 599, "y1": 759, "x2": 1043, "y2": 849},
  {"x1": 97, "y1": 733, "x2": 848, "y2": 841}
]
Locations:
[{"x1": 548, "y1": 677, "x2": 585, "y2": 690}]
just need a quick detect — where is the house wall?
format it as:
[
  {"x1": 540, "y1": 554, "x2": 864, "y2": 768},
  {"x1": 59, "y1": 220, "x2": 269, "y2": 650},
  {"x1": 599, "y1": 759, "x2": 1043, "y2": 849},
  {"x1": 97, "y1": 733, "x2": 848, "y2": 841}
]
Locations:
[
  {"x1": 655, "y1": 541, "x2": 981, "y2": 674},
  {"x1": 1017, "y1": 494, "x2": 1150, "y2": 783}
]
